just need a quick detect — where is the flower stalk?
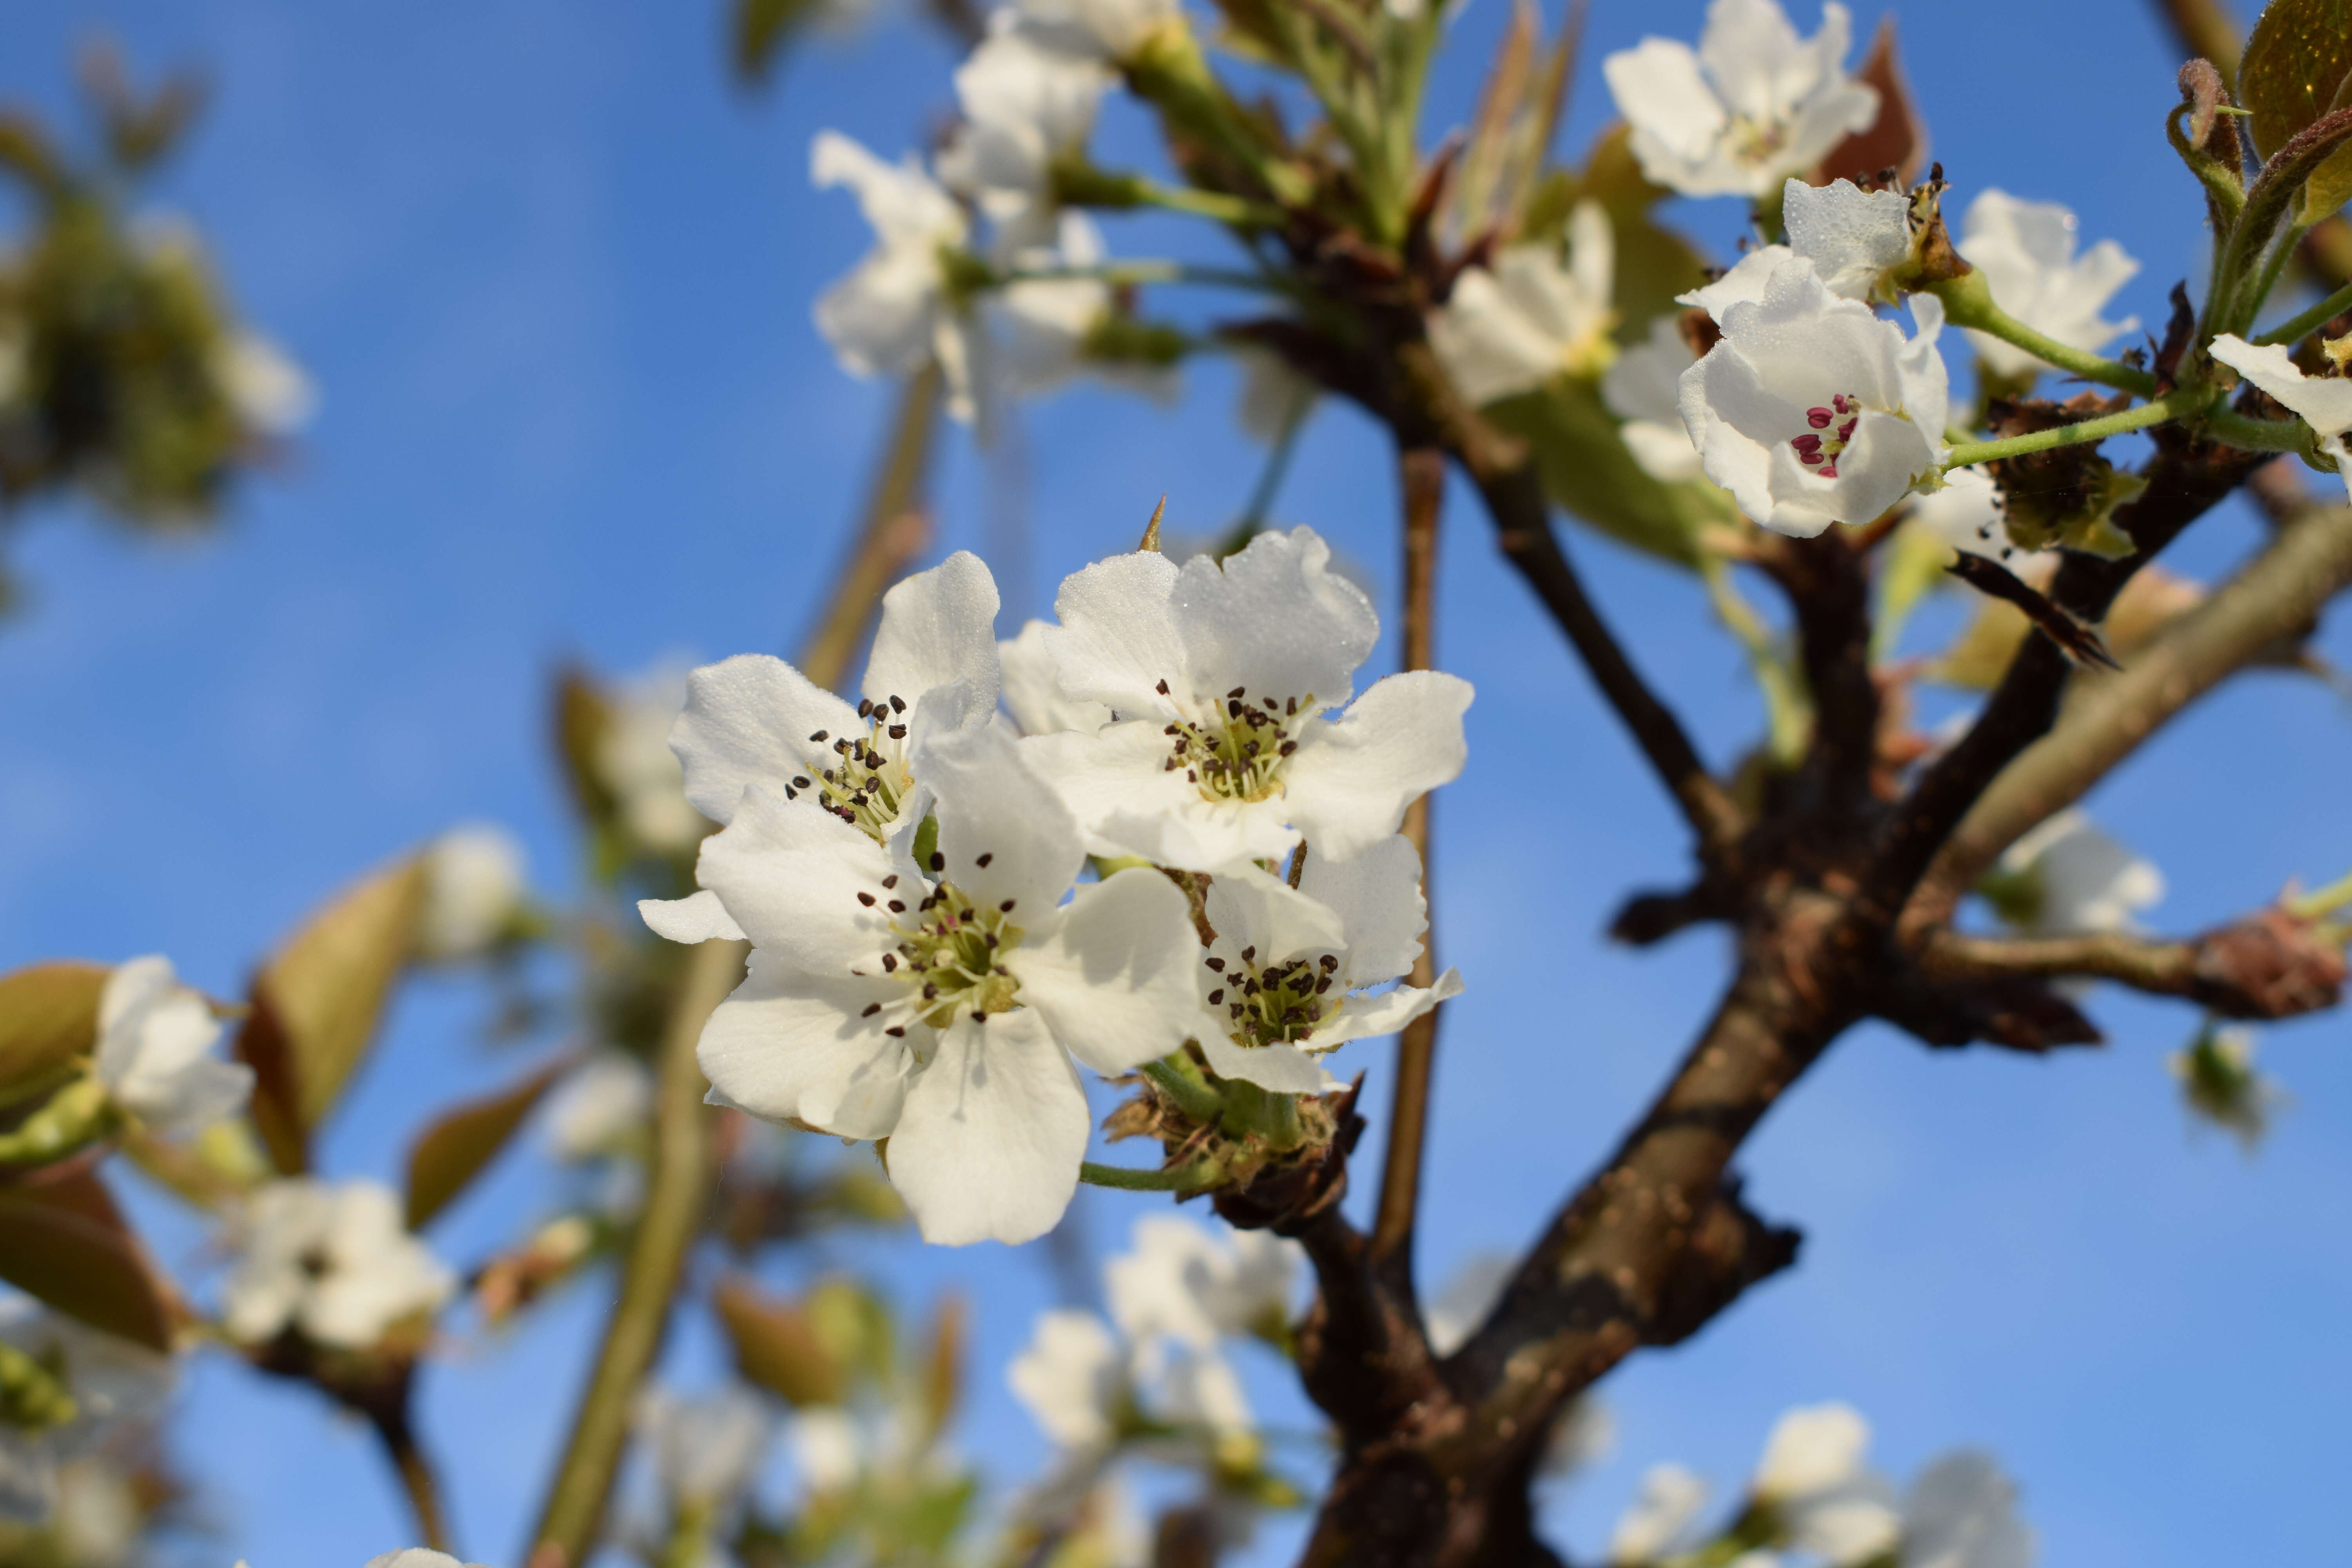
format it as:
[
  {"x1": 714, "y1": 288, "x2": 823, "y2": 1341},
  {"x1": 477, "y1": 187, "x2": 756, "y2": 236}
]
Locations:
[
  {"x1": 1943, "y1": 386, "x2": 2213, "y2": 468},
  {"x1": 1928, "y1": 270, "x2": 2156, "y2": 395}
]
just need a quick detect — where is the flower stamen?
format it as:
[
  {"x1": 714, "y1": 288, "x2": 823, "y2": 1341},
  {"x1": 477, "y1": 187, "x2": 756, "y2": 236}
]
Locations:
[
  {"x1": 1160, "y1": 684, "x2": 1313, "y2": 804},
  {"x1": 1790, "y1": 393, "x2": 1862, "y2": 479},
  {"x1": 859, "y1": 869, "x2": 1025, "y2": 1029},
  {"x1": 800, "y1": 692, "x2": 914, "y2": 839}
]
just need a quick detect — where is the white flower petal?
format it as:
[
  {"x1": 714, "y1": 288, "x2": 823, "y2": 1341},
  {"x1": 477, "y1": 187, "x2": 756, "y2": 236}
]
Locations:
[
  {"x1": 1047, "y1": 550, "x2": 1188, "y2": 716},
  {"x1": 2209, "y1": 333, "x2": 2352, "y2": 436},
  {"x1": 1203, "y1": 866, "x2": 1348, "y2": 970},
  {"x1": 672, "y1": 654, "x2": 864, "y2": 827},
  {"x1": 1013, "y1": 869, "x2": 1201, "y2": 1076},
  {"x1": 1312, "y1": 968, "x2": 1461, "y2": 1048},
  {"x1": 1755, "y1": 1402, "x2": 1870, "y2": 1498},
  {"x1": 1903, "y1": 1451, "x2": 2032, "y2": 1568},
  {"x1": 1171, "y1": 528, "x2": 1379, "y2": 715},
  {"x1": 1009, "y1": 1308, "x2": 1123, "y2": 1450},
  {"x1": 918, "y1": 720, "x2": 1087, "y2": 915},
  {"x1": 1281, "y1": 672, "x2": 1473, "y2": 863},
  {"x1": 639, "y1": 890, "x2": 748, "y2": 945},
  {"x1": 886, "y1": 1010, "x2": 1089, "y2": 1245},
  {"x1": 1195, "y1": 1028, "x2": 1332, "y2": 1093},
  {"x1": 862, "y1": 551, "x2": 1003, "y2": 718},
  {"x1": 1782, "y1": 177, "x2": 1911, "y2": 300},
  {"x1": 696, "y1": 950, "x2": 913, "y2": 1140},
  {"x1": 999, "y1": 619, "x2": 1112, "y2": 736},
  {"x1": 1611, "y1": 1464, "x2": 1709, "y2": 1563},
  {"x1": 1029, "y1": 723, "x2": 1299, "y2": 870},
  {"x1": 696, "y1": 785, "x2": 911, "y2": 967},
  {"x1": 1298, "y1": 833, "x2": 1426, "y2": 984}
]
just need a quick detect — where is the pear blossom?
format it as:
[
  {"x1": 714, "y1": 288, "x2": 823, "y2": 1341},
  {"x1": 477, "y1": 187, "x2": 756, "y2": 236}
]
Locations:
[
  {"x1": 789, "y1": 1408, "x2": 863, "y2": 1494},
  {"x1": 1028, "y1": 527, "x2": 1474, "y2": 872},
  {"x1": 1012, "y1": 0, "x2": 1181, "y2": 64},
  {"x1": 811, "y1": 131, "x2": 979, "y2": 420},
  {"x1": 47, "y1": 1457, "x2": 140, "y2": 1568},
  {"x1": 1602, "y1": 0, "x2": 1878, "y2": 201},
  {"x1": 1009, "y1": 1309, "x2": 1126, "y2": 1451},
  {"x1": 1782, "y1": 177, "x2": 1914, "y2": 302},
  {"x1": 0, "y1": 1302, "x2": 174, "y2": 1526},
  {"x1": 989, "y1": 214, "x2": 1159, "y2": 404},
  {"x1": 1751, "y1": 1403, "x2": 1900, "y2": 1566},
  {"x1": 939, "y1": 21, "x2": 1113, "y2": 252},
  {"x1": 1104, "y1": 1215, "x2": 1299, "y2": 1355},
  {"x1": 544, "y1": 1053, "x2": 654, "y2": 1160},
  {"x1": 1678, "y1": 256, "x2": 1951, "y2": 537},
  {"x1": 1000, "y1": 619, "x2": 1112, "y2": 737},
  {"x1": 641, "y1": 551, "x2": 1001, "y2": 946},
  {"x1": 596, "y1": 666, "x2": 708, "y2": 857},
  {"x1": 1192, "y1": 838, "x2": 1462, "y2": 1092},
  {"x1": 1610, "y1": 1465, "x2": 1710, "y2": 1564},
  {"x1": 1901, "y1": 1452, "x2": 2032, "y2": 1568},
  {"x1": 1959, "y1": 192, "x2": 2138, "y2": 381},
  {"x1": 1682, "y1": 246, "x2": 1797, "y2": 322},
  {"x1": 417, "y1": 824, "x2": 526, "y2": 960},
  {"x1": 93, "y1": 956, "x2": 252, "y2": 1136},
  {"x1": 1236, "y1": 347, "x2": 1316, "y2": 444},
  {"x1": 2166, "y1": 1024, "x2": 2281, "y2": 1151},
  {"x1": 1428, "y1": 202, "x2": 1616, "y2": 406},
  {"x1": 363, "y1": 1553, "x2": 491, "y2": 1568},
  {"x1": 1908, "y1": 465, "x2": 2045, "y2": 567},
  {"x1": 221, "y1": 1178, "x2": 455, "y2": 1349},
  {"x1": 637, "y1": 1385, "x2": 771, "y2": 1510},
  {"x1": 2209, "y1": 334, "x2": 2352, "y2": 501},
  {"x1": 1601, "y1": 316, "x2": 1702, "y2": 482},
  {"x1": 1989, "y1": 808, "x2": 2163, "y2": 937},
  {"x1": 675, "y1": 721, "x2": 1200, "y2": 1245}
]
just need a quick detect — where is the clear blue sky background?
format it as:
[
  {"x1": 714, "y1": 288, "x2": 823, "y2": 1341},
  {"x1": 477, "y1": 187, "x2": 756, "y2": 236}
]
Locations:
[{"x1": 3, "y1": 1, "x2": 2347, "y2": 1564}]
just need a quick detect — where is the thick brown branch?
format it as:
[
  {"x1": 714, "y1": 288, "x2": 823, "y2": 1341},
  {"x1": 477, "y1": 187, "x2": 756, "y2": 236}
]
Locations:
[
  {"x1": 1468, "y1": 460, "x2": 1744, "y2": 852},
  {"x1": 1860, "y1": 433, "x2": 2269, "y2": 925},
  {"x1": 1374, "y1": 443, "x2": 1448, "y2": 1273},
  {"x1": 1751, "y1": 530, "x2": 1880, "y2": 814},
  {"x1": 1926, "y1": 910, "x2": 2347, "y2": 1021}
]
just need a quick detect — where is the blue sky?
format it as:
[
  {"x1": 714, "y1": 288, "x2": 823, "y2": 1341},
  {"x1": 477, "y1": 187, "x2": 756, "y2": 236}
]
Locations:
[{"x1": 3, "y1": 0, "x2": 2348, "y2": 1564}]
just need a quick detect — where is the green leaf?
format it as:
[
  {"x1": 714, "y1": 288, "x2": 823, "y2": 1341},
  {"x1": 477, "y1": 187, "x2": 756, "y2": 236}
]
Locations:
[
  {"x1": 234, "y1": 854, "x2": 426, "y2": 1143},
  {"x1": 916, "y1": 1294, "x2": 965, "y2": 1443},
  {"x1": 713, "y1": 1276, "x2": 847, "y2": 1406},
  {"x1": 0, "y1": 1168, "x2": 176, "y2": 1351},
  {"x1": 1484, "y1": 381, "x2": 1736, "y2": 568},
  {"x1": 2241, "y1": 0, "x2": 2352, "y2": 219},
  {"x1": 403, "y1": 1054, "x2": 573, "y2": 1231},
  {"x1": 0, "y1": 962, "x2": 107, "y2": 1105}
]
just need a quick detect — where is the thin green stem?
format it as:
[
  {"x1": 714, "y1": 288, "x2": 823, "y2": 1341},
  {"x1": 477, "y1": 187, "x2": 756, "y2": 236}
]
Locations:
[
  {"x1": 2205, "y1": 408, "x2": 2314, "y2": 454},
  {"x1": 2287, "y1": 868, "x2": 2352, "y2": 919},
  {"x1": 1934, "y1": 276, "x2": 2156, "y2": 394},
  {"x1": 1944, "y1": 388, "x2": 2210, "y2": 468},
  {"x1": 999, "y1": 260, "x2": 1283, "y2": 294},
  {"x1": 2257, "y1": 276, "x2": 2352, "y2": 346},
  {"x1": 1141, "y1": 1052, "x2": 1227, "y2": 1123},
  {"x1": 1080, "y1": 1156, "x2": 1223, "y2": 1191},
  {"x1": 2238, "y1": 225, "x2": 2310, "y2": 336},
  {"x1": 1132, "y1": 180, "x2": 1287, "y2": 228}
]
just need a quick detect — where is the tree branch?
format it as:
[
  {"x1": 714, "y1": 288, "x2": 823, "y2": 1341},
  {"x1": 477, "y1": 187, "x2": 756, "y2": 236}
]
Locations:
[
  {"x1": 1373, "y1": 442, "x2": 1448, "y2": 1274},
  {"x1": 372, "y1": 1400, "x2": 453, "y2": 1555},
  {"x1": 1859, "y1": 432, "x2": 2270, "y2": 926},
  {"x1": 1925, "y1": 912, "x2": 2347, "y2": 1020},
  {"x1": 1913, "y1": 498, "x2": 2352, "y2": 925},
  {"x1": 1750, "y1": 530, "x2": 1880, "y2": 815},
  {"x1": 1466, "y1": 460, "x2": 1744, "y2": 852}
]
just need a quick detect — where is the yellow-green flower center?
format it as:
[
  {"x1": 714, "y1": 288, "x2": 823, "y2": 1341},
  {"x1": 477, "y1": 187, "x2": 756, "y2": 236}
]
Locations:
[
  {"x1": 1203, "y1": 944, "x2": 1339, "y2": 1049},
  {"x1": 858, "y1": 869, "x2": 1026, "y2": 1031},
  {"x1": 789, "y1": 693, "x2": 913, "y2": 842},
  {"x1": 1158, "y1": 682, "x2": 1311, "y2": 805}
]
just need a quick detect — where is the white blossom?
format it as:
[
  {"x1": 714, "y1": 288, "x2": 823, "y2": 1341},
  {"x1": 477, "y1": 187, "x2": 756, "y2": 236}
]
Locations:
[
  {"x1": 1000, "y1": 619, "x2": 1112, "y2": 737},
  {"x1": 1105, "y1": 1214, "x2": 1298, "y2": 1355},
  {"x1": 1678, "y1": 255, "x2": 1950, "y2": 537},
  {"x1": 637, "y1": 1385, "x2": 771, "y2": 1510},
  {"x1": 1192, "y1": 839, "x2": 1461, "y2": 1091},
  {"x1": 1428, "y1": 202, "x2": 1615, "y2": 406},
  {"x1": 93, "y1": 956, "x2": 251, "y2": 1136},
  {"x1": 1752, "y1": 1404, "x2": 1900, "y2": 1566},
  {"x1": 811, "y1": 131, "x2": 979, "y2": 421},
  {"x1": 1601, "y1": 0, "x2": 1877, "y2": 201},
  {"x1": 1783, "y1": 177, "x2": 1913, "y2": 302},
  {"x1": 214, "y1": 332, "x2": 316, "y2": 436},
  {"x1": 640, "y1": 552, "x2": 1002, "y2": 948},
  {"x1": 1992, "y1": 808, "x2": 2163, "y2": 936},
  {"x1": 1610, "y1": 1464, "x2": 1709, "y2": 1564},
  {"x1": 789, "y1": 1408, "x2": 863, "y2": 1494},
  {"x1": 1009, "y1": 1308, "x2": 1125, "y2": 1451},
  {"x1": 2165, "y1": 1024, "x2": 2282, "y2": 1151},
  {"x1": 1902, "y1": 1451, "x2": 2033, "y2": 1568},
  {"x1": 676, "y1": 721, "x2": 1200, "y2": 1245},
  {"x1": 597, "y1": 666, "x2": 708, "y2": 857},
  {"x1": 362, "y1": 1553, "x2": 490, "y2": 1568},
  {"x1": 417, "y1": 824, "x2": 526, "y2": 960},
  {"x1": 1602, "y1": 315, "x2": 1702, "y2": 482},
  {"x1": 1682, "y1": 246, "x2": 1797, "y2": 322},
  {"x1": 0, "y1": 1302, "x2": 174, "y2": 1526},
  {"x1": 939, "y1": 20, "x2": 1113, "y2": 252},
  {"x1": 48, "y1": 1457, "x2": 141, "y2": 1568},
  {"x1": 544, "y1": 1053, "x2": 654, "y2": 1160},
  {"x1": 989, "y1": 214, "x2": 1153, "y2": 405},
  {"x1": 1028, "y1": 527, "x2": 1474, "y2": 872},
  {"x1": 1960, "y1": 192, "x2": 2138, "y2": 381},
  {"x1": 1236, "y1": 347, "x2": 1315, "y2": 444},
  {"x1": 221, "y1": 1178, "x2": 454, "y2": 1349},
  {"x1": 1012, "y1": 0, "x2": 1181, "y2": 64},
  {"x1": 2209, "y1": 333, "x2": 2352, "y2": 502},
  {"x1": 1907, "y1": 465, "x2": 2043, "y2": 566}
]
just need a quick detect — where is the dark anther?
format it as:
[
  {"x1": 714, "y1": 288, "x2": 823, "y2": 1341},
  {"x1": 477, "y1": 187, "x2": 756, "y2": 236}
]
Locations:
[
  {"x1": 1242, "y1": 946, "x2": 1257, "y2": 962},
  {"x1": 858, "y1": 697, "x2": 874, "y2": 718},
  {"x1": 888, "y1": 724, "x2": 907, "y2": 740},
  {"x1": 1208, "y1": 988, "x2": 1224, "y2": 1005},
  {"x1": 882, "y1": 875, "x2": 898, "y2": 888},
  {"x1": 887, "y1": 900, "x2": 906, "y2": 913},
  {"x1": 976, "y1": 852, "x2": 993, "y2": 867},
  {"x1": 809, "y1": 730, "x2": 828, "y2": 743},
  {"x1": 1000, "y1": 898, "x2": 1016, "y2": 912},
  {"x1": 889, "y1": 694, "x2": 906, "y2": 713},
  {"x1": 858, "y1": 892, "x2": 877, "y2": 907},
  {"x1": 861, "y1": 1003, "x2": 882, "y2": 1017},
  {"x1": 882, "y1": 953, "x2": 898, "y2": 971},
  {"x1": 1156, "y1": 679, "x2": 1171, "y2": 695},
  {"x1": 792, "y1": 776, "x2": 811, "y2": 789},
  {"x1": 929, "y1": 852, "x2": 946, "y2": 871},
  {"x1": 1227, "y1": 686, "x2": 1245, "y2": 699},
  {"x1": 1205, "y1": 956, "x2": 1225, "y2": 971},
  {"x1": 1278, "y1": 740, "x2": 1297, "y2": 756},
  {"x1": 971, "y1": 1010, "x2": 987, "y2": 1024},
  {"x1": 886, "y1": 1025, "x2": 906, "y2": 1037}
]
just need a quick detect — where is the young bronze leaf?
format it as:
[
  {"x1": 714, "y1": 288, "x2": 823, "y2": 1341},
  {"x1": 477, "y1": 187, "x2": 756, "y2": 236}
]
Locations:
[
  {"x1": 256, "y1": 854, "x2": 428, "y2": 1131},
  {"x1": 0, "y1": 962, "x2": 108, "y2": 1104},
  {"x1": 554, "y1": 666, "x2": 618, "y2": 827},
  {"x1": 0, "y1": 1167, "x2": 178, "y2": 1351},
  {"x1": 404, "y1": 1054, "x2": 575, "y2": 1232},
  {"x1": 2241, "y1": 0, "x2": 2352, "y2": 159},
  {"x1": 917, "y1": 1293, "x2": 967, "y2": 1442},
  {"x1": 231, "y1": 987, "x2": 307, "y2": 1176},
  {"x1": 714, "y1": 1276, "x2": 847, "y2": 1406}
]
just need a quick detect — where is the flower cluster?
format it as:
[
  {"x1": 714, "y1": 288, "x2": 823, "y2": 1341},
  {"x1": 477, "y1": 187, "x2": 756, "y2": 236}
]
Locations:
[
  {"x1": 220, "y1": 1178, "x2": 455, "y2": 1351},
  {"x1": 0, "y1": 1299, "x2": 174, "y2": 1525},
  {"x1": 810, "y1": 0, "x2": 1180, "y2": 421},
  {"x1": 1608, "y1": 1402, "x2": 2032, "y2": 1568},
  {"x1": 644, "y1": 526, "x2": 1470, "y2": 1244}
]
